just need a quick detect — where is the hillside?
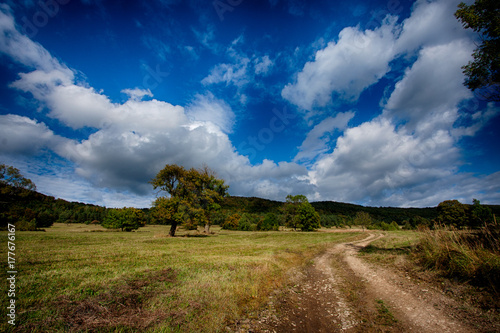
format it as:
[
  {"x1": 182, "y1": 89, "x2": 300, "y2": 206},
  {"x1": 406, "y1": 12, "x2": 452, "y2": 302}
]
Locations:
[{"x1": 2, "y1": 184, "x2": 499, "y2": 229}]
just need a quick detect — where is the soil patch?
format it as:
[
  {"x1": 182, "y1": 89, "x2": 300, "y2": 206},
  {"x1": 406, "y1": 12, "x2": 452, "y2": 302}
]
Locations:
[{"x1": 244, "y1": 232, "x2": 493, "y2": 332}]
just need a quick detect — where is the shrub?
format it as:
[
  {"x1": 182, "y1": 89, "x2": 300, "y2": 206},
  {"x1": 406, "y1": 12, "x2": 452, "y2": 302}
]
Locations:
[
  {"x1": 221, "y1": 213, "x2": 240, "y2": 230},
  {"x1": 238, "y1": 213, "x2": 256, "y2": 231}
]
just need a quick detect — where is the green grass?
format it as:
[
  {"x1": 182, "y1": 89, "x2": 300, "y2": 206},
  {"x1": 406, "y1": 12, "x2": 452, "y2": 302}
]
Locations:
[
  {"x1": 0, "y1": 223, "x2": 363, "y2": 332},
  {"x1": 375, "y1": 299, "x2": 397, "y2": 325},
  {"x1": 358, "y1": 230, "x2": 420, "y2": 265}
]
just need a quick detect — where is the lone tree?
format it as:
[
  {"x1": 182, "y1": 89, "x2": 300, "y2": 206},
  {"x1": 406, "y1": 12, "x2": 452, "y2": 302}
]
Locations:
[
  {"x1": 150, "y1": 164, "x2": 228, "y2": 236},
  {"x1": 455, "y1": 0, "x2": 500, "y2": 101},
  {"x1": 282, "y1": 194, "x2": 320, "y2": 231}
]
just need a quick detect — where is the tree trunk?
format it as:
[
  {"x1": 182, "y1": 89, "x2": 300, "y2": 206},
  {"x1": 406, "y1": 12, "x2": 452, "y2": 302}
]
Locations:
[
  {"x1": 169, "y1": 222, "x2": 177, "y2": 237},
  {"x1": 204, "y1": 223, "x2": 210, "y2": 234}
]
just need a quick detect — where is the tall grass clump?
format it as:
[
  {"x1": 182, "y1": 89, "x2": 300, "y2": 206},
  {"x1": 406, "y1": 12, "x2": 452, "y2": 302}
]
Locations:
[{"x1": 416, "y1": 222, "x2": 500, "y2": 292}]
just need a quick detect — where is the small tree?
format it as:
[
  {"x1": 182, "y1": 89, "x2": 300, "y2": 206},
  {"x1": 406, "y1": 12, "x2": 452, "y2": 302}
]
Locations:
[
  {"x1": 222, "y1": 213, "x2": 240, "y2": 230},
  {"x1": 282, "y1": 195, "x2": 320, "y2": 231},
  {"x1": 282, "y1": 194, "x2": 308, "y2": 230},
  {"x1": 354, "y1": 211, "x2": 372, "y2": 231},
  {"x1": 0, "y1": 164, "x2": 36, "y2": 198},
  {"x1": 296, "y1": 202, "x2": 321, "y2": 231}
]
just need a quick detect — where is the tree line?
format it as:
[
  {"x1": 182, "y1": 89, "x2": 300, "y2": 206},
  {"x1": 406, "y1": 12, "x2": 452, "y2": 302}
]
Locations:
[{"x1": 1, "y1": 164, "x2": 498, "y2": 233}]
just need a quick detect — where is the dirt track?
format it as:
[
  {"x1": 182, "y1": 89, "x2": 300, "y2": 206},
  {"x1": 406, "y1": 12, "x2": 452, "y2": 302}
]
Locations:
[{"x1": 239, "y1": 232, "x2": 486, "y2": 333}]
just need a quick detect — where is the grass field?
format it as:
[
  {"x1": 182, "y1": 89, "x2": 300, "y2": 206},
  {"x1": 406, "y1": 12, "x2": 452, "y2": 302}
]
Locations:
[{"x1": 0, "y1": 224, "x2": 363, "y2": 332}]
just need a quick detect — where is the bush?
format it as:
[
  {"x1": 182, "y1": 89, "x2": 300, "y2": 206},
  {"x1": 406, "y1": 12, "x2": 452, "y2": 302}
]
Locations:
[
  {"x1": 238, "y1": 213, "x2": 257, "y2": 231},
  {"x1": 221, "y1": 213, "x2": 240, "y2": 230}
]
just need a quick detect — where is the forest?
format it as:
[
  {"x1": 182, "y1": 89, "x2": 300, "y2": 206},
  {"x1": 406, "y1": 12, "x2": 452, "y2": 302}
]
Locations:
[{"x1": 1, "y1": 182, "x2": 498, "y2": 232}]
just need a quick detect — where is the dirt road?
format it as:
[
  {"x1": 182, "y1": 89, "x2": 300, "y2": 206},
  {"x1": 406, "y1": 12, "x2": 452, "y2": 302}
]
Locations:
[{"x1": 240, "y1": 232, "x2": 485, "y2": 333}]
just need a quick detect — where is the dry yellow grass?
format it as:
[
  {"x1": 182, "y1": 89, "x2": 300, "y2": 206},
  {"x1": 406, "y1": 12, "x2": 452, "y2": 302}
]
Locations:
[{"x1": 0, "y1": 223, "x2": 362, "y2": 332}]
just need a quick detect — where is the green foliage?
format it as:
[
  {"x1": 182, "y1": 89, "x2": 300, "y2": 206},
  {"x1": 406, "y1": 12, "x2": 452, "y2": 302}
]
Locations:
[
  {"x1": 221, "y1": 213, "x2": 240, "y2": 230},
  {"x1": 237, "y1": 213, "x2": 258, "y2": 231},
  {"x1": 259, "y1": 213, "x2": 279, "y2": 231},
  {"x1": 296, "y1": 201, "x2": 321, "y2": 232},
  {"x1": 102, "y1": 208, "x2": 146, "y2": 231},
  {"x1": 0, "y1": 164, "x2": 36, "y2": 193},
  {"x1": 471, "y1": 198, "x2": 493, "y2": 227},
  {"x1": 436, "y1": 200, "x2": 469, "y2": 228},
  {"x1": 150, "y1": 164, "x2": 229, "y2": 236},
  {"x1": 455, "y1": 0, "x2": 500, "y2": 101},
  {"x1": 354, "y1": 211, "x2": 372, "y2": 230}
]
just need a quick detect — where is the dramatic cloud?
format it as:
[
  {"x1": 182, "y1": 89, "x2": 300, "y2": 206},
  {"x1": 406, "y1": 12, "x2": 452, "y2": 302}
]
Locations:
[
  {"x1": 309, "y1": 118, "x2": 461, "y2": 206},
  {"x1": 384, "y1": 39, "x2": 475, "y2": 135},
  {"x1": 282, "y1": 15, "x2": 398, "y2": 112},
  {"x1": 0, "y1": 0, "x2": 498, "y2": 208}
]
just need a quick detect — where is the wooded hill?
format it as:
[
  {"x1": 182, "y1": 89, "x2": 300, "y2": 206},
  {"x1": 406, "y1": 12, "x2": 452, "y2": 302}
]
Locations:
[
  {"x1": 219, "y1": 196, "x2": 500, "y2": 224},
  {"x1": 2, "y1": 184, "x2": 499, "y2": 230}
]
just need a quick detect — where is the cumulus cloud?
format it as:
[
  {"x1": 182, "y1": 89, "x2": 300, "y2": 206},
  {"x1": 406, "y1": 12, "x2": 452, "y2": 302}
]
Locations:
[
  {"x1": 309, "y1": 117, "x2": 461, "y2": 206},
  {"x1": 186, "y1": 92, "x2": 236, "y2": 134},
  {"x1": 295, "y1": 111, "x2": 355, "y2": 162},
  {"x1": 384, "y1": 39, "x2": 475, "y2": 135},
  {"x1": 395, "y1": 0, "x2": 471, "y2": 53},
  {"x1": 0, "y1": 114, "x2": 65, "y2": 155},
  {"x1": 282, "y1": 15, "x2": 398, "y2": 112}
]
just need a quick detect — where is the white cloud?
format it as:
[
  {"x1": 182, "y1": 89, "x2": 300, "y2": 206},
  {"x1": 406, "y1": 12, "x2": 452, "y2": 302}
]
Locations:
[
  {"x1": 395, "y1": 0, "x2": 471, "y2": 54},
  {"x1": 295, "y1": 111, "x2": 354, "y2": 162},
  {"x1": 202, "y1": 57, "x2": 250, "y2": 87},
  {"x1": 384, "y1": 39, "x2": 475, "y2": 135},
  {"x1": 282, "y1": 15, "x2": 398, "y2": 112},
  {"x1": 309, "y1": 117, "x2": 461, "y2": 206},
  {"x1": 0, "y1": 4, "x2": 72, "y2": 75},
  {"x1": 121, "y1": 88, "x2": 153, "y2": 101},
  {"x1": 186, "y1": 92, "x2": 235, "y2": 133},
  {"x1": 0, "y1": 114, "x2": 64, "y2": 155},
  {"x1": 254, "y1": 55, "x2": 273, "y2": 75}
]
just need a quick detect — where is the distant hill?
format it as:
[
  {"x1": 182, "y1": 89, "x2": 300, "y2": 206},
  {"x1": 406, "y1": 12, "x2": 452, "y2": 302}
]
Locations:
[
  {"x1": 2, "y1": 184, "x2": 499, "y2": 229},
  {"x1": 222, "y1": 196, "x2": 500, "y2": 224}
]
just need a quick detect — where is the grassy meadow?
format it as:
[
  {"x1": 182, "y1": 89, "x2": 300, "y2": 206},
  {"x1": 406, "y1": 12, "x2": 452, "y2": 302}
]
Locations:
[{"x1": 0, "y1": 224, "x2": 363, "y2": 332}]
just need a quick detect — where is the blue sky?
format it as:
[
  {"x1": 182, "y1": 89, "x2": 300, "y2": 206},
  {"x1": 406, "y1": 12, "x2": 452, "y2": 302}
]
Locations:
[{"x1": 0, "y1": 0, "x2": 499, "y2": 208}]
